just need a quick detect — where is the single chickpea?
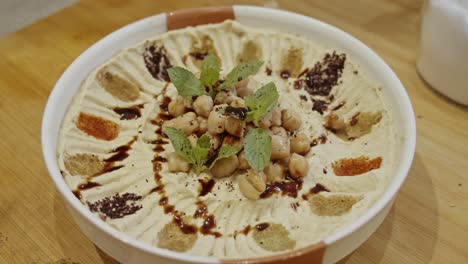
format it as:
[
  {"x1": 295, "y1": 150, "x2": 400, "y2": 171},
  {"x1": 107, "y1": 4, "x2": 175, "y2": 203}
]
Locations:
[
  {"x1": 187, "y1": 134, "x2": 198, "y2": 148},
  {"x1": 210, "y1": 155, "x2": 239, "y2": 178},
  {"x1": 271, "y1": 108, "x2": 282, "y2": 127},
  {"x1": 288, "y1": 153, "x2": 309, "y2": 179},
  {"x1": 207, "y1": 108, "x2": 225, "y2": 134},
  {"x1": 282, "y1": 109, "x2": 301, "y2": 131},
  {"x1": 225, "y1": 116, "x2": 245, "y2": 137},
  {"x1": 183, "y1": 98, "x2": 193, "y2": 109},
  {"x1": 193, "y1": 95, "x2": 214, "y2": 118},
  {"x1": 168, "y1": 97, "x2": 187, "y2": 117},
  {"x1": 230, "y1": 97, "x2": 246, "y2": 108},
  {"x1": 197, "y1": 116, "x2": 208, "y2": 134},
  {"x1": 270, "y1": 126, "x2": 287, "y2": 137},
  {"x1": 208, "y1": 134, "x2": 221, "y2": 158},
  {"x1": 167, "y1": 152, "x2": 191, "y2": 172},
  {"x1": 270, "y1": 133, "x2": 290, "y2": 160},
  {"x1": 235, "y1": 79, "x2": 254, "y2": 98},
  {"x1": 264, "y1": 162, "x2": 285, "y2": 183},
  {"x1": 162, "y1": 112, "x2": 199, "y2": 135},
  {"x1": 290, "y1": 133, "x2": 312, "y2": 155},
  {"x1": 214, "y1": 90, "x2": 237, "y2": 105},
  {"x1": 239, "y1": 170, "x2": 267, "y2": 200},
  {"x1": 258, "y1": 112, "x2": 272, "y2": 129},
  {"x1": 238, "y1": 151, "x2": 250, "y2": 170}
]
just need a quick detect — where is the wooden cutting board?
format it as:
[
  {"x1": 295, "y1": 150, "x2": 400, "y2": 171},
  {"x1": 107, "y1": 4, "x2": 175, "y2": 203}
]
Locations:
[{"x1": 0, "y1": 0, "x2": 466, "y2": 263}]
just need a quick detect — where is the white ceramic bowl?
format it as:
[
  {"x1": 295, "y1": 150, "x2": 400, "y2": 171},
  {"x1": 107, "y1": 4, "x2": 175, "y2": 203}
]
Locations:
[{"x1": 41, "y1": 6, "x2": 416, "y2": 264}]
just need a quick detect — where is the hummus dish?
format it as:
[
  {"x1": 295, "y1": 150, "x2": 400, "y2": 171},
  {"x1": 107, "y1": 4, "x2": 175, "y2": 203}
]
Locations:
[{"x1": 57, "y1": 20, "x2": 396, "y2": 258}]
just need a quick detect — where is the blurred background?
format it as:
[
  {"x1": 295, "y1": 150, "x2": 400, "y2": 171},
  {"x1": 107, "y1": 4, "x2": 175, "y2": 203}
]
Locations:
[{"x1": 0, "y1": 0, "x2": 78, "y2": 36}]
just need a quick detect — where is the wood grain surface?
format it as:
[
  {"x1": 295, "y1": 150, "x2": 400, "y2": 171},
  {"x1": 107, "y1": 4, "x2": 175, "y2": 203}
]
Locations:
[{"x1": 0, "y1": 0, "x2": 467, "y2": 263}]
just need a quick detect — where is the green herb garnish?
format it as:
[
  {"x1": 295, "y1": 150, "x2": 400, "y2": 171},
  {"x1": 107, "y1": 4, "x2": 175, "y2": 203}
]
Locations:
[
  {"x1": 245, "y1": 82, "x2": 279, "y2": 125},
  {"x1": 164, "y1": 127, "x2": 239, "y2": 174},
  {"x1": 200, "y1": 53, "x2": 220, "y2": 96},
  {"x1": 167, "y1": 56, "x2": 262, "y2": 98},
  {"x1": 164, "y1": 127, "x2": 194, "y2": 163},
  {"x1": 167, "y1": 67, "x2": 207, "y2": 98},
  {"x1": 243, "y1": 128, "x2": 272, "y2": 172},
  {"x1": 209, "y1": 145, "x2": 240, "y2": 169},
  {"x1": 219, "y1": 60, "x2": 263, "y2": 90}
]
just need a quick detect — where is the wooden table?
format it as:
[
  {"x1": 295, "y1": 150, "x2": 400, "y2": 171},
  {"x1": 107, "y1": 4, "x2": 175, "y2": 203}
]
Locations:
[{"x1": 0, "y1": 0, "x2": 466, "y2": 263}]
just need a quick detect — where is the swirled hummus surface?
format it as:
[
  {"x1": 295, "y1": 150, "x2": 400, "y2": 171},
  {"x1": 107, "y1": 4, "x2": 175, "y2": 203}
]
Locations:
[{"x1": 57, "y1": 20, "x2": 396, "y2": 258}]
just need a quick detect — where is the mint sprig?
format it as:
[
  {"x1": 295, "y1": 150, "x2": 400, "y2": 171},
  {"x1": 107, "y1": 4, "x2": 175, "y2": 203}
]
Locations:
[
  {"x1": 167, "y1": 56, "x2": 262, "y2": 98},
  {"x1": 164, "y1": 127, "x2": 194, "y2": 163},
  {"x1": 167, "y1": 67, "x2": 207, "y2": 98},
  {"x1": 219, "y1": 61, "x2": 263, "y2": 90},
  {"x1": 200, "y1": 53, "x2": 220, "y2": 94},
  {"x1": 164, "y1": 128, "x2": 239, "y2": 174},
  {"x1": 243, "y1": 128, "x2": 272, "y2": 172},
  {"x1": 245, "y1": 82, "x2": 279, "y2": 125}
]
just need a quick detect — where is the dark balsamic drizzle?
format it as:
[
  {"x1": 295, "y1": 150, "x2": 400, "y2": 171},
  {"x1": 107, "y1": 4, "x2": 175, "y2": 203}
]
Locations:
[
  {"x1": 350, "y1": 112, "x2": 361, "y2": 126},
  {"x1": 280, "y1": 70, "x2": 291, "y2": 79},
  {"x1": 78, "y1": 182, "x2": 101, "y2": 190},
  {"x1": 255, "y1": 223, "x2": 270, "y2": 231},
  {"x1": 151, "y1": 92, "x2": 221, "y2": 237},
  {"x1": 310, "y1": 134, "x2": 328, "y2": 147},
  {"x1": 189, "y1": 52, "x2": 208, "y2": 60},
  {"x1": 113, "y1": 104, "x2": 143, "y2": 120},
  {"x1": 198, "y1": 178, "x2": 215, "y2": 197},
  {"x1": 302, "y1": 183, "x2": 330, "y2": 200},
  {"x1": 332, "y1": 101, "x2": 345, "y2": 111},
  {"x1": 72, "y1": 190, "x2": 82, "y2": 200},
  {"x1": 260, "y1": 175, "x2": 303, "y2": 199},
  {"x1": 312, "y1": 99, "x2": 328, "y2": 115},
  {"x1": 224, "y1": 106, "x2": 247, "y2": 120}
]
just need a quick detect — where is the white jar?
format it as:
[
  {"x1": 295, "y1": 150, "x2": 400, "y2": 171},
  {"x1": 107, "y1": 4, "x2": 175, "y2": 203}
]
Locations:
[{"x1": 417, "y1": 0, "x2": 468, "y2": 105}]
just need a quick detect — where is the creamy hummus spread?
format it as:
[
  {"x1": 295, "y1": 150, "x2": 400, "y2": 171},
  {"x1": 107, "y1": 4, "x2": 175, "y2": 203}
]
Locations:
[{"x1": 57, "y1": 20, "x2": 395, "y2": 258}]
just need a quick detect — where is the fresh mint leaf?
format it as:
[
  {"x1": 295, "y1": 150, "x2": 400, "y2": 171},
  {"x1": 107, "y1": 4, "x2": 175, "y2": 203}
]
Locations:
[
  {"x1": 197, "y1": 134, "x2": 211, "y2": 149},
  {"x1": 243, "y1": 128, "x2": 272, "y2": 172},
  {"x1": 163, "y1": 127, "x2": 194, "y2": 163},
  {"x1": 245, "y1": 82, "x2": 279, "y2": 125},
  {"x1": 167, "y1": 67, "x2": 207, "y2": 98},
  {"x1": 164, "y1": 128, "x2": 211, "y2": 174},
  {"x1": 200, "y1": 53, "x2": 220, "y2": 89},
  {"x1": 219, "y1": 60, "x2": 263, "y2": 90},
  {"x1": 209, "y1": 145, "x2": 240, "y2": 169},
  {"x1": 193, "y1": 134, "x2": 211, "y2": 174},
  {"x1": 192, "y1": 147, "x2": 209, "y2": 174}
]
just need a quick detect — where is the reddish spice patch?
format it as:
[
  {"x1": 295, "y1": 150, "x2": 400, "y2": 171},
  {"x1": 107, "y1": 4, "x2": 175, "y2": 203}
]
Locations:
[
  {"x1": 77, "y1": 112, "x2": 119, "y2": 140},
  {"x1": 332, "y1": 156, "x2": 382, "y2": 176}
]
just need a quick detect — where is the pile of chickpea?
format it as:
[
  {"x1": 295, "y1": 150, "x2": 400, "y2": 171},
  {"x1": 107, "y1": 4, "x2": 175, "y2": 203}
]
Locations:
[{"x1": 162, "y1": 79, "x2": 312, "y2": 200}]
